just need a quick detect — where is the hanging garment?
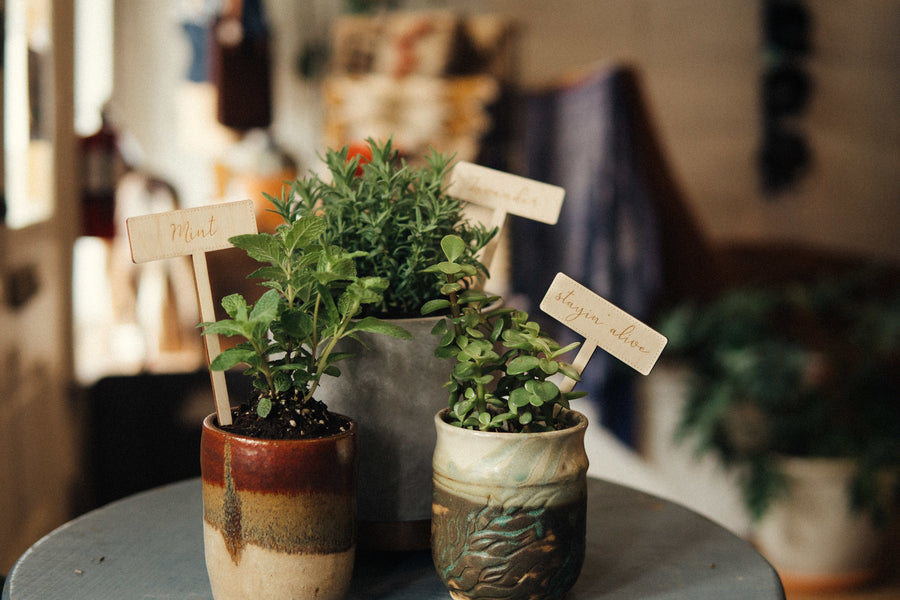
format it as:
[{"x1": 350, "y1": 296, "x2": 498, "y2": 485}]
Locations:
[
  {"x1": 210, "y1": 0, "x2": 273, "y2": 131},
  {"x1": 511, "y1": 65, "x2": 664, "y2": 445}
]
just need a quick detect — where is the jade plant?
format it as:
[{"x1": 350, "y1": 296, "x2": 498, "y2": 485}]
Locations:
[
  {"x1": 199, "y1": 214, "x2": 411, "y2": 438},
  {"x1": 265, "y1": 138, "x2": 496, "y2": 318},
  {"x1": 422, "y1": 235, "x2": 587, "y2": 432}
]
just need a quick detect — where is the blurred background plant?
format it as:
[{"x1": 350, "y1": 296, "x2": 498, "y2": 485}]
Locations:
[{"x1": 658, "y1": 265, "x2": 900, "y2": 523}]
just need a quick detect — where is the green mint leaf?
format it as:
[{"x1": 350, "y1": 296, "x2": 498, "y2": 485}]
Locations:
[
  {"x1": 209, "y1": 347, "x2": 257, "y2": 371},
  {"x1": 230, "y1": 233, "x2": 281, "y2": 266},
  {"x1": 221, "y1": 293, "x2": 249, "y2": 321},
  {"x1": 256, "y1": 396, "x2": 272, "y2": 418},
  {"x1": 250, "y1": 289, "x2": 281, "y2": 325}
]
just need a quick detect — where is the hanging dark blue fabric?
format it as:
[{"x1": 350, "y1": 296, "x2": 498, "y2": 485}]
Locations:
[{"x1": 511, "y1": 65, "x2": 663, "y2": 446}]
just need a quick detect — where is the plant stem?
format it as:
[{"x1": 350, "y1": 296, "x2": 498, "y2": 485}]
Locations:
[
  {"x1": 250, "y1": 336, "x2": 276, "y2": 394},
  {"x1": 303, "y1": 313, "x2": 352, "y2": 405},
  {"x1": 447, "y1": 273, "x2": 462, "y2": 335}
]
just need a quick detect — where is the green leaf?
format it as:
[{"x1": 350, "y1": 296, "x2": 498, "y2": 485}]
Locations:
[
  {"x1": 489, "y1": 318, "x2": 505, "y2": 342},
  {"x1": 539, "y1": 358, "x2": 559, "y2": 375},
  {"x1": 491, "y1": 412, "x2": 517, "y2": 427},
  {"x1": 441, "y1": 235, "x2": 466, "y2": 262},
  {"x1": 458, "y1": 264, "x2": 478, "y2": 277},
  {"x1": 460, "y1": 340, "x2": 489, "y2": 360},
  {"x1": 465, "y1": 326, "x2": 484, "y2": 339},
  {"x1": 209, "y1": 347, "x2": 257, "y2": 371},
  {"x1": 458, "y1": 289, "x2": 491, "y2": 305},
  {"x1": 435, "y1": 261, "x2": 463, "y2": 275},
  {"x1": 440, "y1": 281, "x2": 464, "y2": 295},
  {"x1": 453, "y1": 361, "x2": 475, "y2": 378},
  {"x1": 557, "y1": 362, "x2": 582, "y2": 382},
  {"x1": 247, "y1": 266, "x2": 285, "y2": 284},
  {"x1": 452, "y1": 399, "x2": 474, "y2": 420},
  {"x1": 279, "y1": 308, "x2": 314, "y2": 339},
  {"x1": 529, "y1": 380, "x2": 560, "y2": 402},
  {"x1": 273, "y1": 371, "x2": 292, "y2": 392},
  {"x1": 550, "y1": 341, "x2": 581, "y2": 358},
  {"x1": 337, "y1": 290, "x2": 362, "y2": 319},
  {"x1": 507, "y1": 355, "x2": 540, "y2": 375},
  {"x1": 431, "y1": 318, "x2": 449, "y2": 335},
  {"x1": 509, "y1": 387, "x2": 531, "y2": 407},
  {"x1": 434, "y1": 345, "x2": 459, "y2": 359},
  {"x1": 230, "y1": 233, "x2": 282, "y2": 265},
  {"x1": 438, "y1": 327, "x2": 456, "y2": 347},
  {"x1": 352, "y1": 317, "x2": 413, "y2": 339},
  {"x1": 326, "y1": 351, "x2": 355, "y2": 363},
  {"x1": 221, "y1": 293, "x2": 249, "y2": 320},
  {"x1": 250, "y1": 289, "x2": 281, "y2": 325},
  {"x1": 202, "y1": 319, "x2": 250, "y2": 339},
  {"x1": 284, "y1": 214, "x2": 325, "y2": 250},
  {"x1": 422, "y1": 299, "x2": 451, "y2": 315},
  {"x1": 257, "y1": 396, "x2": 272, "y2": 418}
]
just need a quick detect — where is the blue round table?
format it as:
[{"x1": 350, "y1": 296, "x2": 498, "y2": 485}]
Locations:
[{"x1": 2, "y1": 477, "x2": 784, "y2": 599}]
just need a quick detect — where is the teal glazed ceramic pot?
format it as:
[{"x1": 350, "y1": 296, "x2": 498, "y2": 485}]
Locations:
[{"x1": 431, "y1": 408, "x2": 589, "y2": 600}]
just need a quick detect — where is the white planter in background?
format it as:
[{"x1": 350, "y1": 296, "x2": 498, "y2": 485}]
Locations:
[{"x1": 753, "y1": 456, "x2": 892, "y2": 593}]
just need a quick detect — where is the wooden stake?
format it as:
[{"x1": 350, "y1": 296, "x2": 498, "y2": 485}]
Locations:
[
  {"x1": 448, "y1": 161, "x2": 564, "y2": 271},
  {"x1": 480, "y1": 207, "x2": 508, "y2": 273},
  {"x1": 192, "y1": 252, "x2": 232, "y2": 425},
  {"x1": 558, "y1": 341, "x2": 598, "y2": 394},
  {"x1": 540, "y1": 272, "x2": 668, "y2": 393},
  {"x1": 126, "y1": 200, "x2": 257, "y2": 426}
]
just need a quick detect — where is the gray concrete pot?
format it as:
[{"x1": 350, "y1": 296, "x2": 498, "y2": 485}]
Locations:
[{"x1": 315, "y1": 314, "x2": 451, "y2": 550}]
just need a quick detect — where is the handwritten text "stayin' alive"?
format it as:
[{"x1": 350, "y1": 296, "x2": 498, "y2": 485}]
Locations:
[{"x1": 553, "y1": 290, "x2": 651, "y2": 353}]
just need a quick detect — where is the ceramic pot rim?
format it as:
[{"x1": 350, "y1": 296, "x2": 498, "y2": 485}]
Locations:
[
  {"x1": 434, "y1": 406, "x2": 588, "y2": 439},
  {"x1": 361, "y1": 298, "x2": 504, "y2": 326},
  {"x1": 202, "y1": 412, "x2": 358, "y2": 446}
]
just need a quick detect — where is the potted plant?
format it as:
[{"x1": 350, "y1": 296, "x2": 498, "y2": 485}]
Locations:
[
  {"x1": 266, "y1": 138, "x2": 496, "y2": 548},
  {"x1": 198, "y1": 214, "x2": 411, "y2": 600},
  {"x1": 423, "y1": 235, "x2": 590, "y2": 600},
  {"x1": 657, "y1": 266, "x2": 900, "y2": 592}
]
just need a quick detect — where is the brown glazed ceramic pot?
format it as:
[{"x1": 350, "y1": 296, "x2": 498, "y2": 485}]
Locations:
[
  {"x1": 431, "y1": 408, "x2": 589, "y2": 600},
  {"x1": 200, "y1": 413, "x2": 358, "y2": 600}
]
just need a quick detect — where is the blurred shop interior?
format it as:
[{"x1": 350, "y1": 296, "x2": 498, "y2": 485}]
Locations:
[{"x1": 1, "y1": 1, "x2": 899, "y2": 595}]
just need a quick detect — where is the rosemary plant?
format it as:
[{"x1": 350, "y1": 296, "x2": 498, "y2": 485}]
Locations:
[{"x1": 266, "y1": 138, "x2": 496, "y2": 317}]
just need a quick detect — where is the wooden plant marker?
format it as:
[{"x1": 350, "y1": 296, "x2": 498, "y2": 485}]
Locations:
[
  {"x1": 126, "y1": 199, "x2": 258, "y2": 426},
  {"x1": 540, "y1": 272, "x2": 668, "y2": 392},
  {"x1": 448, "y1": 161, "x2": 565, "y2": 271}
]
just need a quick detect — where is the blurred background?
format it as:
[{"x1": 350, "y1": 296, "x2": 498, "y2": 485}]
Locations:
[{"x1": 1, "y1": 1, "x2": 897, "y2": 597}]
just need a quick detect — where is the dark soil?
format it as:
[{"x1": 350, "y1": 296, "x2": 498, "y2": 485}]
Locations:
[{"x1": 221, "y1": 393, "x2": 351, "y2": 440}]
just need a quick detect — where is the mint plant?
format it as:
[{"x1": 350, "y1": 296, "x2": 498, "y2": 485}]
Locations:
[
  {"x1": 422, "y1": 235, "x2": 586, "y2": 432},
  {"x1": 265, "y1": 138, "x2": 496, "y2": 318},
  {"x1": 200, "y1": 214, "x2": 411, "y2": 429}
]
